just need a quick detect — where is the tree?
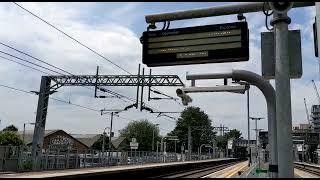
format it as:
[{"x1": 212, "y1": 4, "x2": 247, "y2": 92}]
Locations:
[
  {"x1": 119, "y1": 119, "x2": 161, "y2": 151},
  {"x1": 91, "y1": 134, "x2": 110, "y2": 150},
  {"x1": 216, "y1": 129, "x2": 242, "y2": 150},
  {"x1": 3, "y1": 125, "x2": 18, "y2": 132},
  {"x1": 0, "y1": 131, "x2": 23, "y2": 146},
  {"x1": 225, "y1": 129, "x2": 242, "y2": 139},
  {"x1": 167, "y1": 106, "x2": 216, "y2": 153}
]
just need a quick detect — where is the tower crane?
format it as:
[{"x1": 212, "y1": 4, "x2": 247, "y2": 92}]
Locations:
[
  {"x1": 304, "y1": 98, "x2": 310, "y2": 125},
  {"x1": 311, "y1": 80, "x2": 320, "y2": 104}
]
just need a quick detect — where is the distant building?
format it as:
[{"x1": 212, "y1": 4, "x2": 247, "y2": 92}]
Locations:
[
  {"x1": 18, "y1": 129, "x2": 128, "y2": 151},
  {"x1": 311, "y1": 105, "x2": 320, "y2": 132},
  {"x1": 18, "y1": 130, "x2": 89, "y2": 151}
]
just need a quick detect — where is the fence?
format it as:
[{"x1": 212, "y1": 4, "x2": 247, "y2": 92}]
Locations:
[{"x1": 0, "y1": 146, "x2": 224, "y2": 172}]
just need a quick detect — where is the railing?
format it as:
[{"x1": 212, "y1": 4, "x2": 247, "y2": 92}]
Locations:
[{"x1": 0, "y1": 146, "x2": 225, "y2": 172}]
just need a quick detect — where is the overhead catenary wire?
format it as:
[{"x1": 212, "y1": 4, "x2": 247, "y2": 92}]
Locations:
[
  {"x1": 0, "y1": 83, "x2": 100, "y2": 112},
  {"x1": 0, "y1": 42, "x2": 131, "y2": 102},
  {"x1": 11, "y1": 2, "x2": 179, "y2": 122},
  {"x1": 12, "y1": 2, "x2": 178, "y2": 105},
  {"x1": 0, "y1": 55, "x2": 51, "y2": 75}
]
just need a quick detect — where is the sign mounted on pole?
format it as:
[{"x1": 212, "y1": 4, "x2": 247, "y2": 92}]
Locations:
[{"x1": 142, "y1": 22, "x2": 249, "y2": 67}]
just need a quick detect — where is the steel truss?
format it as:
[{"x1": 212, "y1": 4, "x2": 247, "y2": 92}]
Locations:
[{"x1": 31, "y1": 74, "x2": 184, "y2": 170}]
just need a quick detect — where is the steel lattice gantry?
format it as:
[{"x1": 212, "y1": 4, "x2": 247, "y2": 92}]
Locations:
[
  {"x1": 31, "y1": 74, "x2": 184, "y2": 170},
  {"x1": 49, "y1": 75, "x2": 184, "y2": 90}
]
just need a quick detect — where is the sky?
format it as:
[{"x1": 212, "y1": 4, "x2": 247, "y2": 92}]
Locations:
[{"x1": 0, "y1": 2, "x2": 318, "y2": 140}]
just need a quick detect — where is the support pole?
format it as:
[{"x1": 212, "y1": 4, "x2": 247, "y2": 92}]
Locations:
[
  {"x1": 109, "y1": 112, "x2": 114, "y2": 151},
  {"x1": 188, "y1": 126, "x2": 192, "y2": 161},
  {"x1": 148, "y1": 69, "x2": 151, "y2": 101},
  {"x1": 272, "y1": 12, "x2": 294, "y2": 178},
  {"x1": 247, "y1": 84, "x2": 251, "y2": 166},
  {"x1": 94, "y1": 66, "x2": 99, "y2": 98},
  {"x1": 31, "y1": 76, "x2": 51, "y2": 171},
  {"x1": 140, "y1": 68, "x2": 145, "y2": 111},
  {"x1": 136, "y1": 64, "x2": 141, "y2": 109},
  {"x1": 186, "y1": 70, "x2": 278, "y2": 177}
]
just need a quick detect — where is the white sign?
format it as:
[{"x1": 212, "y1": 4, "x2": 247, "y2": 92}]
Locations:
[
  {"x1": 297, "y1": 144, "x2": 303, "y2": 152},
  {"x1": 130, "y1": 142, "x2": 138, "y2": 149},
  {"x1": 131, "y1": 138, "x2": 136, "y2": 143},
  {"x1": 227, "y1": 139, "x2": 233, "y2": 149}
]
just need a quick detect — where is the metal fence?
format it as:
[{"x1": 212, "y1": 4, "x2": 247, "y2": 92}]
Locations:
[{"x1": 0, "y1": 146, "x2": 224, "y2": 172}]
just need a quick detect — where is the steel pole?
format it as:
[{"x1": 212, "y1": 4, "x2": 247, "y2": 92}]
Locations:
[
  {"x1": 272, "y1": 12, "x2": 294, "y2": 178},
  {"x1": 247, "y1": 85, "x2": 251, "y2": 166},
  {"x1": 186, "y1": 70, "x2": 278, "y2": 176},
  {"x1": 23, "y1": 123, "x2": 26, "y2": 144},
  {"x1": 145, "y1": 2, "x2": 314, "y2": 23},
  {"x1": 316, "y1": 3, "x2": 320, "y2": 80},
  {"x1": 152, "y1": 129, "x2": 155, "y2": 151},
  {"x1": 109, "y1": 112, "x2": 113, "y2": 151},
  {"x1": 188, "y1": 126, "x2": 192, "y2": 161}
]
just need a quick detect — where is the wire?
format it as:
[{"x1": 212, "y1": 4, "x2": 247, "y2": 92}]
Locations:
[
  {"x1": 12, "y1": 2, "x2": 179, "y2": 120},
  {"x1": 12, "y1": 2, "x2": 178, "y2": 107},
  {"x1": 0, "y1": 55, "x2": 51, "y2": 75},
  {"x1": 12, "y1": 2, "x2": 132, "y2": 75},
  {"x1": 116, "y1": 115, "x2": 172, "y2": 132},
  {"x1": 162, "y1": 21, "x2": 167, "y2": 30},
  {"x1": 0, "y1": 50, "x2": 64, "y2": 75},
  {"x1": 0, "y1": 42, "x2": 132, "y2": 102},
  {"x1": 263, "y1": 2, "x2": 274, "y2": 31},
  {"x1": 0, "y1": 83, "x2": 100, "y2": 112},
  {"x1": 0, "y1": 42, "x2": 72, "y2": 75},
  {"x1": 166, "y1": 21, "x2": 170, "y2": 30}
]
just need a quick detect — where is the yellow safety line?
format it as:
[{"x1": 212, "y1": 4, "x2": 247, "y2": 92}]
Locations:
[{"x1": 225, "y1": 161, "x2": 249, "y2": 178}]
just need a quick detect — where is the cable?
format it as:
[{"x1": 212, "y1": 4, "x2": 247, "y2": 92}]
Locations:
[
  {"x1": 166, "y1": 21, "x2": 170, "y2": 30},
  {"x1": 0, "y1": 42, "x2": 132, "y2": 102},
  {"x1": 116, "y1": 115, "x2": 172, "y2": 132},
  {"x1": 0, "y1": 83, "x2": 100, "y2": 112},
  {"x1": 0, "y1": 50, "x2": 64, "y2": 75},
  {"x1": 12, "y1": 2, "x2": 178, "y2": 107},
  {"x1": 12, "y1": 3, "x2": 179, "y2": 120},
  {"x1": 12, "y1": 2, "x2": 132, "y2": 75},
  {"x1": 0, "y1": 42, "x2": 73, "y2": 75},
  {"x1": 0, "y1": 55, "x2": 51, "y2": 75},
  {"x1": 162, "y1": 21, "x2": 167, "y2": 30},
  {"x1": 263, "y1": 2, "x2": 274, "y2": 31}
]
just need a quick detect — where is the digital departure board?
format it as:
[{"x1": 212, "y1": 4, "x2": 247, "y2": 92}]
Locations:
[{"x1": 142, "y1": 21, "x2": 249, "y2": 67}]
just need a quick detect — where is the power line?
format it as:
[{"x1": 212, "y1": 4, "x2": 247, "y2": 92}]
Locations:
[
  {"x1": 0, "y1": 50, "x2": 64, "y2": 75},
  {"x1": 12, "y1": 2, "x2": 178, "y2": 105},
  {"x1": 0, "y1": 83, "x2": 100, "y2": 112},
  {"x1": 0, "y1": 42, "x2": 132, "y2": 102},
  {"x1": 0, "y1": 42, "x2": 73, "y2": 75},
  {"x1": 116, "y1": 115, "x2": 172, "y2": 132},
  {"x1": 0, "y1": 55, "x2": 51, "y2": 75},
  {"x1": 12, "y1": 2, "x2": 132, "y2": 75}
]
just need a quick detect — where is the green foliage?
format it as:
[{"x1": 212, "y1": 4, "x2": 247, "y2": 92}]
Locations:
[
  {"x1": 167, "y1": 106, "x2": 216, "y2": 153},
  {"x1": 216, "y1": 129, "x2": 242, "y2": 150},
  {"x1": 3, "y1": 125, "x2": 18, "y2": 132},
  {"x1": 21, "y1": 160, "x2": 33, "y2": 171},
  {"x1": 0, "y1": 131, "x2": 23, "y2": 146},
  {"x1": 119, "y1": 119, "x2": 161, "y2": 151},
  {"x1": 91, "y1": 134, "x2": 110, "y2": 150}
]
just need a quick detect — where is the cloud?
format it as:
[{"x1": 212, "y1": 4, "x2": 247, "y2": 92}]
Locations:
[{"x1": 0, "y1": 2, "x2": 317, "y2": 141}]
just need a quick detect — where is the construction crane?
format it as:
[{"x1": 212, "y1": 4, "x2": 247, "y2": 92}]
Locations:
[
  {"x1": 312, "y1": 80, "x2": 320, "y2": 104},
  {"x1": 304, "y1": 98, "x2": 310, "y2": 125}
]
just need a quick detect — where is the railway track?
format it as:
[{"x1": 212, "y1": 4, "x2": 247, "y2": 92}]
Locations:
[
  {"x1": 294, "y1": 162, "x2": 320, "y2": 176},
  {"x1": 150, "y1": 161, "x2": 243, "y2": 178}
]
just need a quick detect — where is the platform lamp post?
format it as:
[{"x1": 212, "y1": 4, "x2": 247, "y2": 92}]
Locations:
[
  {"x1": 152, "y1": 124, "x2": 160, "y2": 152},
  {"x1": 23, "y1": 122, "x2": 35, "y2": 144}
]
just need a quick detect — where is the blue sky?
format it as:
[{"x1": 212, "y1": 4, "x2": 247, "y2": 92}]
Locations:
[{"x1": 0, "y1": 2, "x2": 318, "y2": 140}]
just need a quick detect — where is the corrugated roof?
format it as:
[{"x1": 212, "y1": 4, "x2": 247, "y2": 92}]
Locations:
[
  {"x1": 17, "y1": 129, "x2": 60, "y2": 145},
  {"x1": 71, "y1": 134, "x2": 101, "y2": 147}
]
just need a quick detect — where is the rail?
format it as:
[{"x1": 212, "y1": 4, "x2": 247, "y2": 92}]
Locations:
[{"x1": 294, "y1": 162, "x2": 320, "y2": 176}]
